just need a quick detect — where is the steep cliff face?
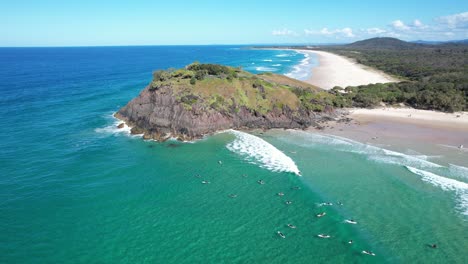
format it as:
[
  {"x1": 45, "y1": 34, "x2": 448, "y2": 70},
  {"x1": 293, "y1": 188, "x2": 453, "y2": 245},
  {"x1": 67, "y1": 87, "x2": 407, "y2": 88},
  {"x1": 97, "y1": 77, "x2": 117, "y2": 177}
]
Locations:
[{"x1": 115, "y1": 64, "x2": 337, "y2": 141}]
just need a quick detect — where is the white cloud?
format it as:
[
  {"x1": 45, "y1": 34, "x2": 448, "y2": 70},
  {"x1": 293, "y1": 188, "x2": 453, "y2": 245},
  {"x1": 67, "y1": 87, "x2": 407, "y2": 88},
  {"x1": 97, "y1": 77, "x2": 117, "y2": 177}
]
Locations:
[
  {"x1": 436, "y1": 11, "x2": 468, "y2": 29},
  {"x1": 305, "y1": 27, "x2": 355, "y2": 38},
  {"x1": 366, "y1": 27, "x2": 386, "y2": 34},
  {"x1": 391, "y1": 20, "x2": 410, "y2": 31},
  {"x1": 413, "y1": 19, "x2": 427, "y2": 28},
  {"x1": 320, "y1": 28, "x2": 333, "y2": 35},
  {"x1": 272, "y1": 29, "x2": 297, "y2": 36},
  {"x1": 341, "y1": 28, "x2": 355, "y2": 37}
]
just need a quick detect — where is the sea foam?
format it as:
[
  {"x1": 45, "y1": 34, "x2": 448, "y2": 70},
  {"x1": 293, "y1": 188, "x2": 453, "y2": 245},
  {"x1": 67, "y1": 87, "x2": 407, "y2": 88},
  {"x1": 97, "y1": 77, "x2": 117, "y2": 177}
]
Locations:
[
  {"x1": 449, "y1": 164, "x2": 468, "y2": 180},
  {"x1": 406, "y1": 166, "x2": 468, "y2": 216},
  {"x1": 95, "y1": 113, "x2": 142, "y2": 138},
  {"x1": 226, "y1": 130, "x2": 301, "y2": 175},
  {"x1": 285, "y1": 51, "x2": 316, "y2": 80},
  {"x1": 280, "y1": 131, "x2": 443, "y2": 169},
  {"x1": 255, "y1": 66, "x2": 277, "y2": 72}
]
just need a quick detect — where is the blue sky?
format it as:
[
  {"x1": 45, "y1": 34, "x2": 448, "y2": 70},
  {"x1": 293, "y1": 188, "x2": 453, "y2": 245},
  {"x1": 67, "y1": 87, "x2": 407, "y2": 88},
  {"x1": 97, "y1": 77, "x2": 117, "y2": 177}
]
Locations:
[{"x1": 1, "y1": 0, "x2": 467, "y2": 46}]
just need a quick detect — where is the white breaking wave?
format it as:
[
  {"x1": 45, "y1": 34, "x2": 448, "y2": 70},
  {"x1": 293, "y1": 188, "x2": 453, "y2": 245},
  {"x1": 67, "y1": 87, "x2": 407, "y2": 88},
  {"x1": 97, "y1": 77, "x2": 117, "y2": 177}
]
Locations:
[
  {"x1": 406, "y1": 166, "x2": 468, "y2": 216},
  {"x1": 263, "y1": 59, "x2": 273, "y2": 62},
  {"x1": 95, "y1": 113, "x2": 134, "y2": 136},
  {"x1": 226, "y1": 130, "x2": 301, "y2": 175},
  {"x1": 279, "y1": 131, "x2": 443, "y2": 169},
  {"x1": 255, "y1": 66, "x2": 277, "y2": 72},
  {"x1": 285, "y1": 51, "x2": 316, "y2": 81},
  {"x1": 272, "y1": 64, "x2": 282, "y2": 67},
  {"x1": 449, "y1": 164, "x2": 468, "y2": 180},
  {"x1": 275, "y1": 54, "x2": 291, "y2": 57}
]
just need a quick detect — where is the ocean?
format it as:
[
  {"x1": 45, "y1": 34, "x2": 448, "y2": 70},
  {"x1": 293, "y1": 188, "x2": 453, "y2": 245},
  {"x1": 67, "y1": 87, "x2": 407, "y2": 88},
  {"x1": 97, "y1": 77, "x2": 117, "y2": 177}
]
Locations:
[{"x1": 0, "y1": 46, "x2": 466, "y2": 263}]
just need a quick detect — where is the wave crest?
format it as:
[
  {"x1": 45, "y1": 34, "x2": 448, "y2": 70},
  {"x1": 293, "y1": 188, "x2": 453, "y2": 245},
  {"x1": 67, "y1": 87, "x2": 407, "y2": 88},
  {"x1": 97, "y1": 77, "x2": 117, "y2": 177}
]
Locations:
[
  {"x1": 406, "y1": 166, "x2": 468, "y2": 216},
  {"x1": 226, "y1": 130, "x2": 301, "y2": 175}
]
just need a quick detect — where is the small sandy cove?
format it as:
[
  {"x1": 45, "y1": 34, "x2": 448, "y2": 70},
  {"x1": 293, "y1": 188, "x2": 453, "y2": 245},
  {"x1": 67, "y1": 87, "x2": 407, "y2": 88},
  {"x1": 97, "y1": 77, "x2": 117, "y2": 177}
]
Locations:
[
  {"x1": 350, "y1": 107, "x2": 468, "y2": 131},
  {"x1": 299, "y1": 50, "x2": 398, "y2": 90}
]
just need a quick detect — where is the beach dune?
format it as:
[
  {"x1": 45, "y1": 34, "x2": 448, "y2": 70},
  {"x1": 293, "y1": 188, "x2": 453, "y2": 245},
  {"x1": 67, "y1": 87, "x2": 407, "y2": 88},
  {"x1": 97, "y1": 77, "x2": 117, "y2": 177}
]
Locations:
[{"x1": 301, "y1": 50, "x2": 398, "y2": 90}]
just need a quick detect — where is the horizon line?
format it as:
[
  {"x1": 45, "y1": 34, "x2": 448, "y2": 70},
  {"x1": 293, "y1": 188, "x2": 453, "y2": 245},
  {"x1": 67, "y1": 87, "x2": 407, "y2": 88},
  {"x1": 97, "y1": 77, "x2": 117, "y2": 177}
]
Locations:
[{"x1": 0, "y1": 42, "x2": 348, "y2": 48}]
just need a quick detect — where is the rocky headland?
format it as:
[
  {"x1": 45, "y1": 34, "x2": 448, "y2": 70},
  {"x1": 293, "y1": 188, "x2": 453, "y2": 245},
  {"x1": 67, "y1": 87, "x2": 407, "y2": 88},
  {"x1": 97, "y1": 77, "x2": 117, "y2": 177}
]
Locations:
[{"x1": 115, "y1": 63, "x2": 338, "y2": 141}]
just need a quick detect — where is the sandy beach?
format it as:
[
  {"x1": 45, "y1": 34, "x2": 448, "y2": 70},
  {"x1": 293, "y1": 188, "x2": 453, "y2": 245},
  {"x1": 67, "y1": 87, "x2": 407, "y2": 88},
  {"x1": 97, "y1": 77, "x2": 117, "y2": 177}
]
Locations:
[
  {"x1": 298, "y1": 50, "x2": 399, "y2": 90},
  {"x1": 350, "y1": 107, "x2": 468, "y2": 131},
  {"x1": 314, "y1": 107, "x2": 468, "y2": 166}
]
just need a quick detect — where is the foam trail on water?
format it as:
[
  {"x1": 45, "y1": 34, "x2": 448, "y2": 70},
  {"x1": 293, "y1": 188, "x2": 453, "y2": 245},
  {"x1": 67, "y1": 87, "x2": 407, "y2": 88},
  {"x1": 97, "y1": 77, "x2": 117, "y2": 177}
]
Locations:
[
  {"x1": 406, "y1": 166, "x2": 468, "y2": 216},
  {"x1": 280, "y1": 131, "x2": 443, "y2": 169},
  {"x1": 255, "y1": 66, "x2": 277, "y2": 72},
  {"x1": 227, "y1": 130, "x2": 301, "y2": 175},
  {"x1": 449, "y1": 164, "x2": 468, "y2": 180},
  {"x1": 95, "y1": 113, "x2": 133, "y2": 135}
]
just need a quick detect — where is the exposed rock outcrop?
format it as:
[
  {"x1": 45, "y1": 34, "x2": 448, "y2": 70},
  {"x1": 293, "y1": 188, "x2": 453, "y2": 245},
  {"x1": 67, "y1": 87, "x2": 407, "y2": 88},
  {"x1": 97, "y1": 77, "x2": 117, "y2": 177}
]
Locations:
[{"x1": 115, "y1": 84, "x2": 336, "y2": 141}]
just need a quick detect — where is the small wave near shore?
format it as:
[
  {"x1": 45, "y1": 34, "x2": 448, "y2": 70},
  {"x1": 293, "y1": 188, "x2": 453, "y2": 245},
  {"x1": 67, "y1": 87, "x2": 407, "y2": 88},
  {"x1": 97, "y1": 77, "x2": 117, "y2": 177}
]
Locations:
[{"x1": 226, "y1": 130, "x2": 301, "y2": 175}]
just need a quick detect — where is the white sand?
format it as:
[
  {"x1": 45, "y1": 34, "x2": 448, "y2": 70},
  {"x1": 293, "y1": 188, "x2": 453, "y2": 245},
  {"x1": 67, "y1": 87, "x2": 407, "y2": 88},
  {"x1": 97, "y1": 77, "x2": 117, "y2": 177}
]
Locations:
[
  {"x1": 350, "y1": 107, "x2": 468, "y2": 131},
  {"x1": 298, "y1": 50, "x2": 399, "y2": 90}
]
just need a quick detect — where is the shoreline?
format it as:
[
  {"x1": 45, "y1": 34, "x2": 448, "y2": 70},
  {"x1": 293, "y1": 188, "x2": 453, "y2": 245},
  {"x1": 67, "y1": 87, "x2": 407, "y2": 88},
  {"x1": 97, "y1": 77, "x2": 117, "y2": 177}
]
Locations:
[
  {"x1": 313, "y1": 107, "x2": 468, "y2": 167},
  {"x1": 291, "y1": 49, "x2": 399, "y2": 90}
]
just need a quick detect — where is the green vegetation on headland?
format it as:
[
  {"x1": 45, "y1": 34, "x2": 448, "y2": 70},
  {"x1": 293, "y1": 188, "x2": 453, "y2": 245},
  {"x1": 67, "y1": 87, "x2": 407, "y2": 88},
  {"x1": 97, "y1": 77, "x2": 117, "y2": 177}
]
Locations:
[
  {"x1": 149, "y1": 62, "x2": 333, "y2": 114},
  {"x1": 117, "y1": 63, "x2": 339, "y2": 141},
  {"x1": 315, "y1": 38, "x2": 467, "y2": 112}
]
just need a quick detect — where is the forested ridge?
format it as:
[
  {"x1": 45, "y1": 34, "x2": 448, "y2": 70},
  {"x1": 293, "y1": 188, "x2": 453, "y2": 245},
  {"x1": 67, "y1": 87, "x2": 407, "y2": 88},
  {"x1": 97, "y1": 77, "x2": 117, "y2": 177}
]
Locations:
[{"x1": 319, "y1": 38, "x2": 468, "y2": 112}]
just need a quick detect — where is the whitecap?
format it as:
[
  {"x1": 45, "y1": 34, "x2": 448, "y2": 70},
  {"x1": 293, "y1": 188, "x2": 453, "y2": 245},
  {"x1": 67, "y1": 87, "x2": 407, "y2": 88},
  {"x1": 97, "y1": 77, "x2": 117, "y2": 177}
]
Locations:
[
  {"x1": 406, "y1": 166, "x2": 468, "y2": 216},
  {"x1": 263, "y1": 59, "x2": 273, "y2": 62},
  {"x1": 95, "y1": 113, "x2": 141, "y2": 138},
  {"x1": 275, "y1": 54, "x2": 291, "y2": 57},
  {"x1": 278, "y1": 131, "x2": 443, "y2": 169},
  {"x1": 272, "y1": 64, "x2": 282, "y2": 67},
  {"x1": 226, "y1": 130, "x2": 301, "y2": 175},
  {"x1": 284, "y1": 51, "x2": 317, "y2": 81},
  {"x1": 255, "y1": 66, "x2": 277, "y2": 72}
]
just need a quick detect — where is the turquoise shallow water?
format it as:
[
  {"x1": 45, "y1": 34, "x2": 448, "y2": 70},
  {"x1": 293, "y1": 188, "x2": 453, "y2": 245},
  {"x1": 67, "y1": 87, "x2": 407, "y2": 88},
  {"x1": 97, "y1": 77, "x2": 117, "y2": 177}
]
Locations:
[{"x1": 1, "y1": 46, "x2": 467, "y2": 263}]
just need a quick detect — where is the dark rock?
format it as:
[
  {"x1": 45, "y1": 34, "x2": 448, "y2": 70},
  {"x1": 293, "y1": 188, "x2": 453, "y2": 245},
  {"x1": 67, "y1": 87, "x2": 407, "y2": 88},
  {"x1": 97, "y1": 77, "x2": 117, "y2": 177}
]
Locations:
[
  {"x1": 117, "y1": 123, "x2": 125, "y2": 129},
  {"x1": 116, "y1": 85, "x2": 337, "y2": 141}
]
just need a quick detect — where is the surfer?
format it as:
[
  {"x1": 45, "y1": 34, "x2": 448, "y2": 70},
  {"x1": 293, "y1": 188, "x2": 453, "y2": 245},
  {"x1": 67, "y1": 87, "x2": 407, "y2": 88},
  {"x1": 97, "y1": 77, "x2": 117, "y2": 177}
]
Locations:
[
  {"x1": 229, "y1": 194, "x2": 237, "y2": 198},
  {"x1": 316, "y1": 212, "x2": 326, "y2": 218},
  {"x1": 202, "y1": 180, "x2": 210, "y2": 184},
  {"x1": 257, "y1": 180, "x2": 265, "y2": 185},
  {"x1": 287, "y1": 224, "x2": 296, "y2": 229},
  {"x1": 348, "y1": 240, "x2": 353, "y2": 244},
  {"x1": 431, "y1": 244, "x2": 437, "y2": 249},
  {"x1": 285, "y1": 201, "x2": 292, "y2": 205},
  {"x1": 277, "y1": 192, "x2": 285, "y2": 196},
  {"x1": 362, "y1": 250, "x2": 375, "y2": 256},
  {"x1": 277, "y1": 231, "x2": 286, "y2": 239}
]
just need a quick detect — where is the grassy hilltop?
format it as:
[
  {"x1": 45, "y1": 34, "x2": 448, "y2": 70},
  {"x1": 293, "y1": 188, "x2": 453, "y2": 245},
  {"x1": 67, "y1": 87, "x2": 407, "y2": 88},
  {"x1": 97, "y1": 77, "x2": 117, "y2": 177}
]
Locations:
[
  {"x1": 150, "y1": 63, "x2": 335, "y2": 113},
  {"x1": 116, "y1": 63, "x2": 340, "y2": 141}
]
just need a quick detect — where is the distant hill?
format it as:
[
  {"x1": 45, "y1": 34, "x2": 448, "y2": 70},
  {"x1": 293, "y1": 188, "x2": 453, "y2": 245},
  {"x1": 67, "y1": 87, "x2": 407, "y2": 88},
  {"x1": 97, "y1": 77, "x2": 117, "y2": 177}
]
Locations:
[
  {"x1": 346, "y1": 37, "x2": 420, "y2": 49},
  {"x1": 412, "y1": 39, "x2": 468, "y2": 45}
]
